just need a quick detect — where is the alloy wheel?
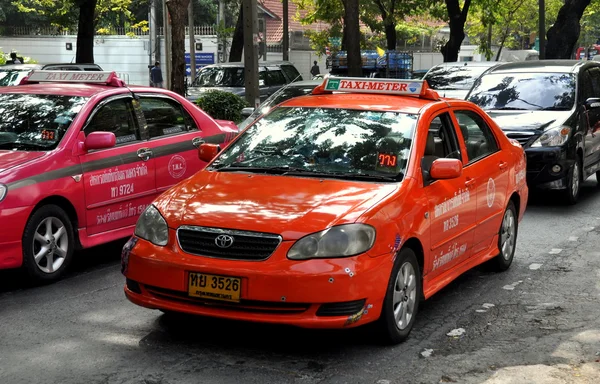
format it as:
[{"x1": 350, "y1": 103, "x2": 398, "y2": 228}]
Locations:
[
  {"x1": 392, "y1": 262, "x2": 417, "y2": 330},
  {"x1": 32, "y1": 217, "x2": 69, "y2": 273},
  {"x1": 500, "y1": 208, "x2": 516, "y2": 261}
]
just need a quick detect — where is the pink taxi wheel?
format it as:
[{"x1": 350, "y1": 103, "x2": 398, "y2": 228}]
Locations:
[
  {"x1": 22, "y1": 205, "x2": 75, "y2": 283},
  {"x1": 376, "y1": 247, "x2": 422, "y2": 344}
]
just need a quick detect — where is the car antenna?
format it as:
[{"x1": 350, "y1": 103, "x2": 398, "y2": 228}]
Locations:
[{"x1": 121, "y1": 80, "x2": 140, "y2": 100}]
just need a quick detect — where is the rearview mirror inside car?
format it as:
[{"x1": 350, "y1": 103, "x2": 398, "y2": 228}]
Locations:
[
  {"x1": 429, "y1": 158, "x2": 463, "y2": 180},
  {"x1": 84, "y1": 131, "x2": 116, "y2": 151},
  {"x1": 241, "y1": 107, "x2": 255, "y2": 118},
  {"x1": 198, "y1": 143, "x2": 221, "y2": 163}
]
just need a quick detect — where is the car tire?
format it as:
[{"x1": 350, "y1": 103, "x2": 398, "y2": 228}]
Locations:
[
  {"x1": 564, "y1": 158, "x2": 582, "y2": 205},
  {"x1": 22, "y1": 205, "x2": 75, "y2": 283},
  {"x1": 375, "y1": 247, "x2": 422, "y2": 344},
  {"x1": 488, "y1": 201, "x2": 518, "y2": 272},
  {"x1": 596, "y1": 170, "x2": 600, "y2": 186}
]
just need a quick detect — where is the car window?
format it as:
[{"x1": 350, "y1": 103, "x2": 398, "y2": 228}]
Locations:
[
  {"x1": 193, "y1": 67, "x2": 244, "y2": 87},
  {"x1": 454, "y1": 110, "x2": 499, "y2": 163},
  {"x1": 0, "y1": 94, "x2": 87, "y2": 151},
  {"x1": 139, "y1": 97, "x2": 199, "y2": 139},
  {"x1": 0, "y1": 70, "x2": 29, "y2": 86},
  {"x1": 423, "y1": 65, "x2": 492, "y2": 90},
  {"x1": 85, "y1": 98, "x2": 140, "y2": 145},
  {"x1": 258, "y1": 70, "x2": 268, "y2": 87},
  {"x1": 469, "y1": 72, "x2": 576, "y2": 111},
  {"x1": 281, "y1": 65, "x2": 302, "y2": 82},
  {"x1": 266, "y1": 70, "x2": 287, "y2": 86},
  {"x1": 587, "y1": 67, "x2": 600, "y2": 97},
  {"x1": 422, "y1": 113, "x2": 461, "y2": 174}
]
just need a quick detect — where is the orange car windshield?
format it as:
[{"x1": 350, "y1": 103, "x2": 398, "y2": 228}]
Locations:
[{"x1": 209, "y1": 106, "x2": 417, "y2": 181}]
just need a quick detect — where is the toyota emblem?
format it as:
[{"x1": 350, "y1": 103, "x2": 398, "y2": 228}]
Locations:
[{"x1": 215, "y1": 234, "x2": 234, "y2": 248}]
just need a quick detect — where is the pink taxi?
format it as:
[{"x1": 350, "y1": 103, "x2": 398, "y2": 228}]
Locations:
[{"x1": 0, "y1": 70, "x2": 237, "y2": 283}]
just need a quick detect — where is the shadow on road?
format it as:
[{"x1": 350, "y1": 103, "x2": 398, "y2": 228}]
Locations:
[{"x1": 0, "y1": 238, "x2": 126, "y2": 294}]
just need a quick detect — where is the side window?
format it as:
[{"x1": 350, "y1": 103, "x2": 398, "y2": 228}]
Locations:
[
  {"x1": 281, "y1": 65, "x2": 302, "y2": 82},
  {"x1": 422, "y1": 113, "x2": 461, "y2": 173},
  {"x1": 587, "y1": 67, "x2": 600, "y2": 97},
  {"x1": 258, "y1": 70, "x2": 268, "y2": 87},
  {"x1": 85, "y1": 98, "x2": 139, "y2": 145},
  {"x1": 581, "y1": 69, "x2": 595, "y2": 101},
  {"x1": 454, "y1": 110, "x2": 499, "y2": 163},
  {"x1": 266, "y1": 70, "x2": 287, "y2": 86},
  {"x1": 138, "y1": 97, "x2": 199, "y2": 139}
]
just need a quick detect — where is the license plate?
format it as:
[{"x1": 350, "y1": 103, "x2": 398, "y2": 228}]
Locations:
[{"x1": 188, "y1": 272, "x2": 241, "y2": 303}]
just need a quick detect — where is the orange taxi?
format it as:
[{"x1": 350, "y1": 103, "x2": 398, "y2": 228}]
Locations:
[{"x1": 122, "y1": 77, "x2": 528, "y2": 343}]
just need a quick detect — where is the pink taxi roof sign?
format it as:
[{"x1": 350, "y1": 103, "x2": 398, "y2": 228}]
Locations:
[
  {"x1": 22, "y1": 70, "x2": 125, "y2": 87},
  {"x1": 312, "y1": 76, "x2": 439, "y2": 100}
]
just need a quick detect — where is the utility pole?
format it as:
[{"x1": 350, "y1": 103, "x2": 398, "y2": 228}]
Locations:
[
  {"x1": 282, "y1": 0, "x2": 289, "y2": 61},
  {"x1": 188, "y1": 1, "x2": 196, "y2": 82},
  {"x1": 148, "y1": 0, "x2": 156, "y2": 85},
  {"x1": 243, "y1": 0, "x2": 260, "y2": 108},
  {"x1": 163, "y1": 0, "x2": 171, "y2": 89},
  {"x1": 539, "y1": 0, "x2": 545, "y2": 59},
  {"x1": 218, "y1": 0, "x2": 226, "y2": 62}
]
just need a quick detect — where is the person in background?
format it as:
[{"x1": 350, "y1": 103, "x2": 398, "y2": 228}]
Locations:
[
  {"x1": 10, "y1": 52, "x2": 21, "y2": 64},
  {"x1": 150, "y1": 61, "x2": 163, "y2": 88},
  {"x1": 310, "y1": 60, "x2": 320, "y2": 77}
]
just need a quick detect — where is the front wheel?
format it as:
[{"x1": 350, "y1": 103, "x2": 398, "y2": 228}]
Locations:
[
  {"x1": 488, "y1": 201, "x2": 518, "y2": 272},
  {"x1": 563, "y1": 159, "x2": 581, "y2": 205},
  {"x1": 22, "y1": 205, "x2": 75, "y2": 283},
  {"x1": 375, "y1": 248, "x2": 422, "y2": 344}
]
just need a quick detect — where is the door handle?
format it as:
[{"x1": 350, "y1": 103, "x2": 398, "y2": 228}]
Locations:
[
  {"x1": 137, "y1": 148, "x2": 153, "y2": 161},
  {"x1": 465, "y1": 178, "x2": 476, "y2": 187},
  {"x1": 192, "y1": 137, "x2": 205, "y2": 148},
  {"x1": 499, "y1": 161, "x2": 508, "y2": 170}
]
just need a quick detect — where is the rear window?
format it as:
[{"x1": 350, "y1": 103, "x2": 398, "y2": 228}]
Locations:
[
  {"x1": 0, "y1": 94, "x2": 87, "y2": 151},
  {"x1": 281, "y1": 65, "x2": 302, "y2": 82},
  {"x1": 424, "y1": 65, "x2": 492, "y2": 90}
]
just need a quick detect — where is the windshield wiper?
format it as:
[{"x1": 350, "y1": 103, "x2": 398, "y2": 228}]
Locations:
[{"x1": 284, "y1": 170, "x2": 400, "y2": 182}]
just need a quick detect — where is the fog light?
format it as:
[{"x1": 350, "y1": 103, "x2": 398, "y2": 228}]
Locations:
[{"x1": 551, "y1": 164, "x2": 562, "y2": 173}]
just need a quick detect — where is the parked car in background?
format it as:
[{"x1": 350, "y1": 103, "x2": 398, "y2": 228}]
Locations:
[
  {"x1": 0, "y1": 70, "x2": 238, "y2": 283},
  {"x1": 186, "y1": 61, "x2": 303, "y2": 103},
  {"x1": 0, "y1": 63, "x2": 104, "y2": 86},
  {"x1": 467, "y1": 60, "x2": 600, "y2": 204},
  {"x1": 423, "y1": 61, "x2": 504, "y2": 99},
  {"x1": 238, "y1": 79, "x2": 321, "y2": 131}
]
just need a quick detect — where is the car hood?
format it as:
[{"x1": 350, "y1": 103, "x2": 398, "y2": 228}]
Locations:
[
  {"x1": 485, "y1": 110, "x2": 571, "y2": 131},
  {"x1": 0, "y1": 150, "x2": 45, "y2": 174},
  {"x1": 186, "y1": 86, "x2": 245, "y2": 100},
  {"x1": 435, "y1": 89, "x2": 469, "y2": 100},
  {"x1": 155, "y1": 171, "x2": 399, "y2": 240}
]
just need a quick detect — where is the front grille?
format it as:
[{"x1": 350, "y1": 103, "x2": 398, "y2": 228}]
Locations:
[
  {"x1": 505, "y1": 131, "x2": 537, "y2": 147},
  {"x1": 316, "y1": 299, "x2": 366, "y2": 317},
  {"x1": 177, "y1": 226, "x2": 282, "y2": 261},
  {"x1": 145, "y1": 285, "x2": 310, "y2": 314}
]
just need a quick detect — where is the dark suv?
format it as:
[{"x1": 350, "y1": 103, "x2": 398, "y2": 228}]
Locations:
[
  {"x1": 467, "y1": 60, "x2": 600, "y2": 204},
  {"x1": 186, "y1": 61, "x2": 302, "y2": 102}
]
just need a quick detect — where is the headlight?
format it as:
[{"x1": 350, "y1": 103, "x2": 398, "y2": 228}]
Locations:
[
  {"x1": 530, "y1": 126, "x2": 571, "y2": 147},
  {"x1": 134, "y1": 205, "x2": 169, "y2": 246},
  {"x1": 287, "y1": 224, "x2": 376, "y2": 260},
  {"x1": 0, "y1": 184, "x2": 6, "y2": 202}
]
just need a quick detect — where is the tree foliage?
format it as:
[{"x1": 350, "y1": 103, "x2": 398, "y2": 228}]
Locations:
[{"x1": 195, "y1": 90, "x2": 248, "y2": 123}]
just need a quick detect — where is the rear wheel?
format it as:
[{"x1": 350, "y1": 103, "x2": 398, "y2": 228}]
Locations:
[
  {"x1": 375, "y1": 248, "x2": 421, "y2": 344},
  {"x1": 488, "y1": 201, "x2": 518, "y2": 272},
  {"x1": 22, "y1": 205, "x2": 75, "y2": 283},
  {"x1": 564, "y1": 158, "x2": 581, "y2": 205}
]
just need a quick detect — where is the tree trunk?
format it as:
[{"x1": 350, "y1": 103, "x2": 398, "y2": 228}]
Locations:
[
  {"x1": 546, "y1": 0, "x2": 591, "y2": 59},
  {"x1": 166, "y1": 0, "x2": 191, "y2": 96},
  {"x1": 385, "y1": 22, "x2": 396, "y2": 51},
  {"x1": 441, "y1": 0, "x2": 471, "y2": 62},
  {"x1": 343, "y1": 0, "x2": 362, "y2": 77},
  {"x1": 229, "y1": 4, "x2": 244, "y2": 62},
  {"x1": 75, "y1": 0, "x2": 97, "y2": 63}
]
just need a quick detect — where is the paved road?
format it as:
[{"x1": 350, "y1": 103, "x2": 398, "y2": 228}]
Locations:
[{"x1": 2, "y1": 179, "x2": 600, "y2": 384}]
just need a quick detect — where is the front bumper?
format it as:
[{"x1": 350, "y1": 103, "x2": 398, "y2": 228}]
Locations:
[
  {"x1": 0, "y1": 206, "x2": 31, "y2": 269},
  {"x1": 123, "y1": 234, "x2": 393, "y2": 329},
  {"x1": 525, "y1": 146, "x2": 573, "y2": 189}
]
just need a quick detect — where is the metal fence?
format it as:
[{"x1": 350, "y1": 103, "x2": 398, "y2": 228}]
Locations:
[{"x1": 1, "y1": 25, "x2": 217, "y2": 37}]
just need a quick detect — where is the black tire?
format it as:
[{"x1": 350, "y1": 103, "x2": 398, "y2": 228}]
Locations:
[
  {"x1": 375, "y1": 247, "x2": 422, "y2": 344},
  {"x1": 563, "y1": 158, "x2": 582, "y2": 205},
  {"x1": 596, "y1": 170, "x2": 600, "y2": 186},
  {"x1": 488, "y1": 201, "x2": 518, "y2": 272},
  {"x1": 22, "y1": 204, "x2": 75, "y2": 283}
]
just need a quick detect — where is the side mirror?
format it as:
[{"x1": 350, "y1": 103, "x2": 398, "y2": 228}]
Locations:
[
  {"x1": 198, "y1": 143, "x2": 221, "y2": 162},
  {"x1": 430, "y1": 158, "x2": 463, "y2": 180},
  {"x1": 585, "y1": 97, "x2": 600, "y2": 109},
  {"x1": 241, "y1": 107, "x2": 255, "y2": 118},
  {"x1": 84, "y1": 131, "x2": 116, "y2": 150}
]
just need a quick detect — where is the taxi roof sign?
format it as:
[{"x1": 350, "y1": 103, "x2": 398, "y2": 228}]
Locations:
[
  {"x1": 312, "y1": 76, "x2": 439, "y2": 100},
  {"x1": 22, "y1": 70, "x2": 125, "y2": 87}
]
